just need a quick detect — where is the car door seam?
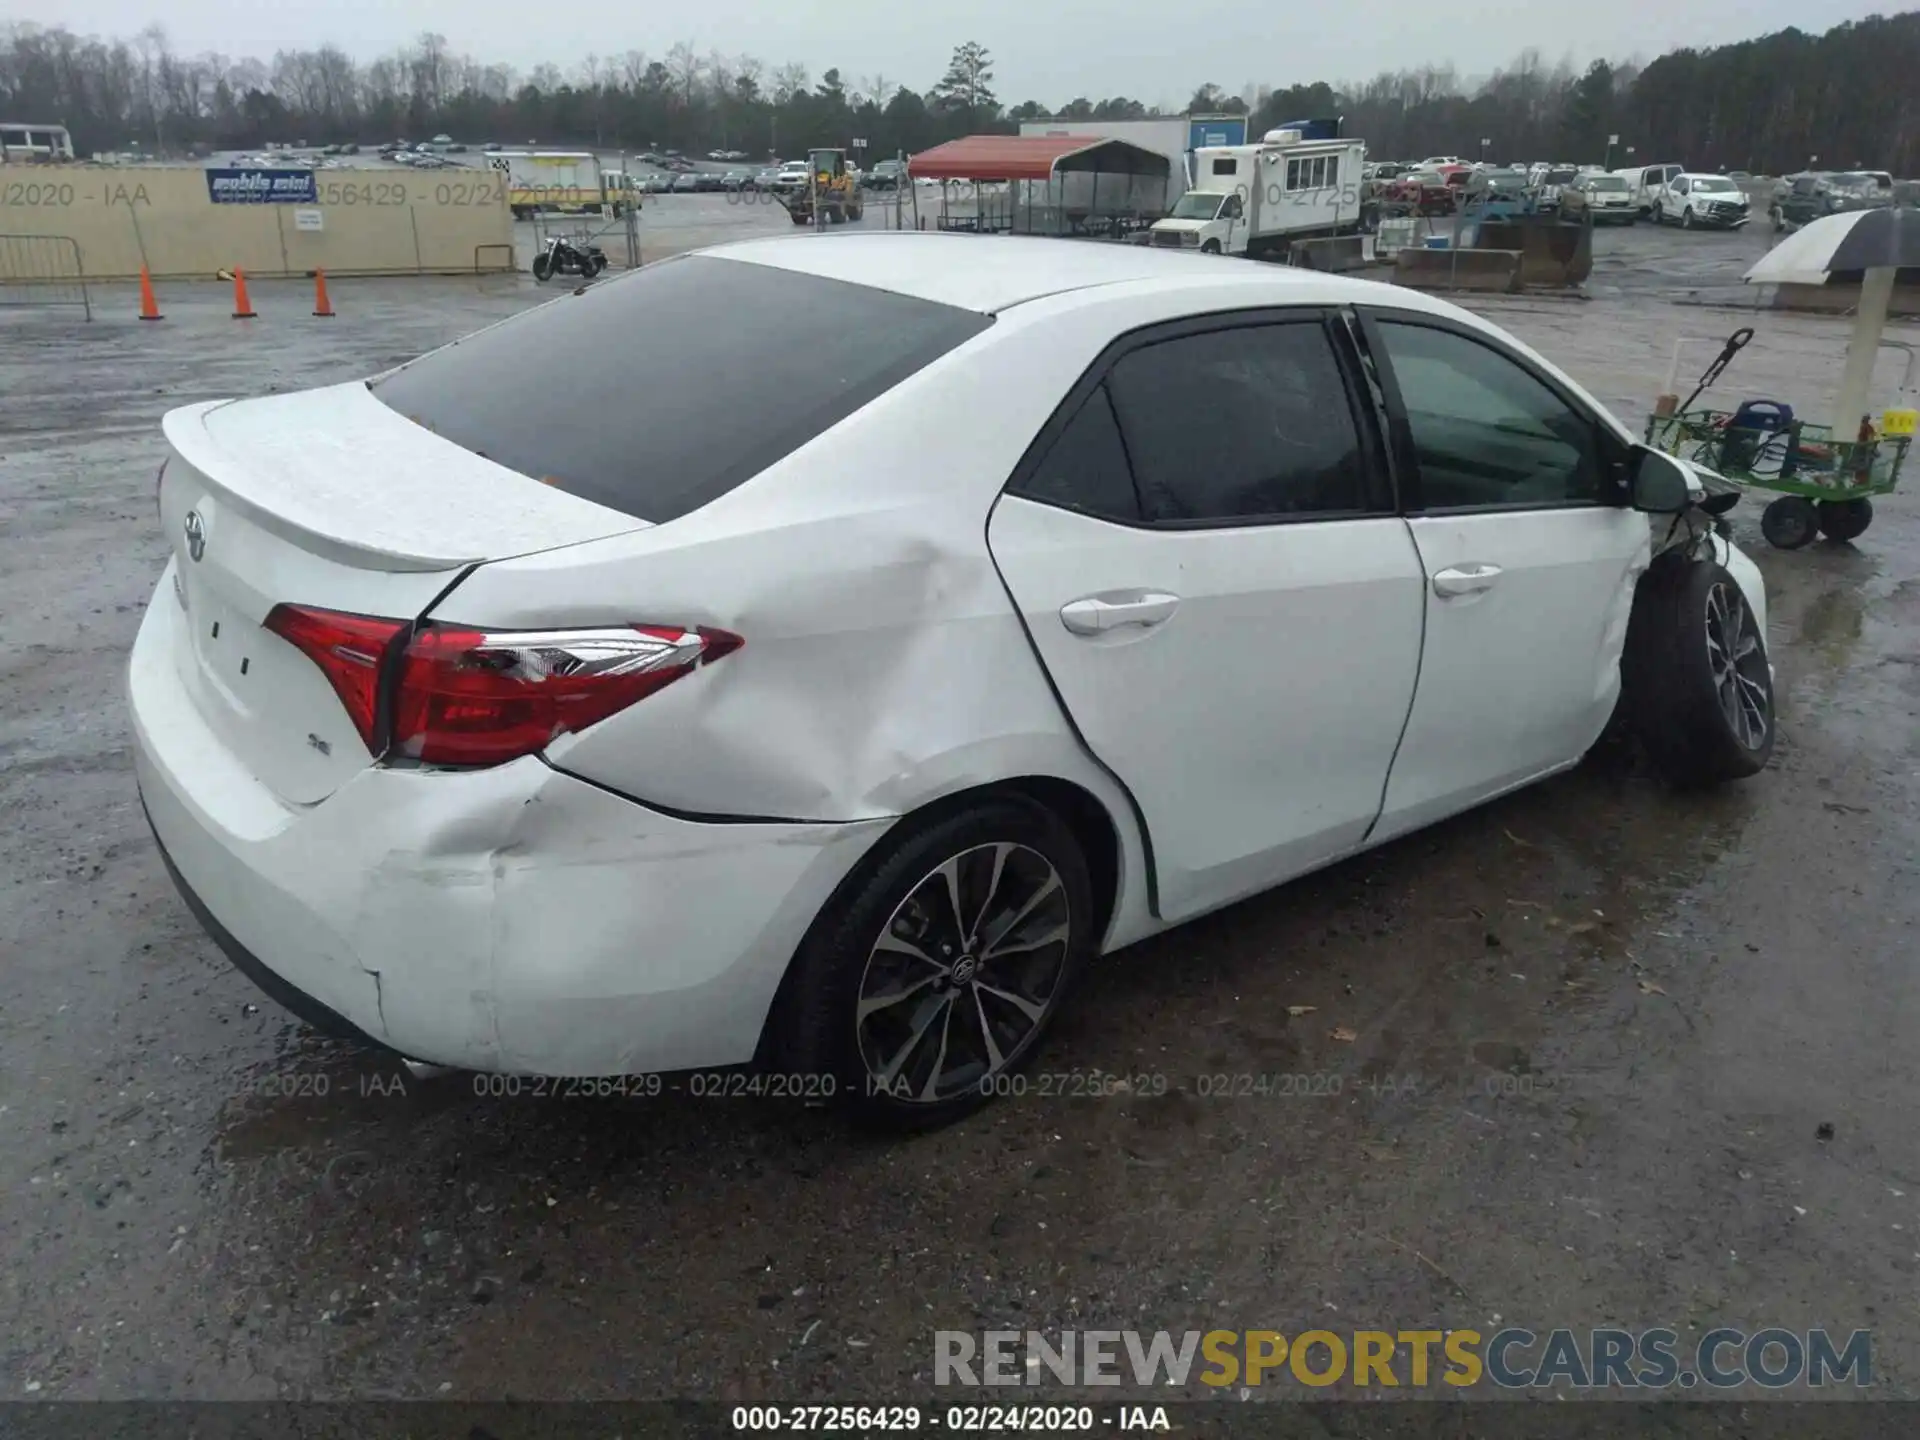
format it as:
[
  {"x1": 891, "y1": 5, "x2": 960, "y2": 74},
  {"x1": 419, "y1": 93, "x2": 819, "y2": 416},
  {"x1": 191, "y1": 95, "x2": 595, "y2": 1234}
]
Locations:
[
  {"x1": 1361, "y1": 515, "x2": 1430, "y2": 847},
  {"x1": 981, "y1": 490, "x2": 1163, "y2": 919}
]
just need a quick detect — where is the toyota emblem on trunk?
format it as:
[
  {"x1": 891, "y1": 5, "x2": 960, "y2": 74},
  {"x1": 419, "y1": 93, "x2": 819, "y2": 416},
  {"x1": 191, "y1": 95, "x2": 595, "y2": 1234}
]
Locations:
[{"x1": 184, "y1": 510, "x2": 206, "y2": 562}]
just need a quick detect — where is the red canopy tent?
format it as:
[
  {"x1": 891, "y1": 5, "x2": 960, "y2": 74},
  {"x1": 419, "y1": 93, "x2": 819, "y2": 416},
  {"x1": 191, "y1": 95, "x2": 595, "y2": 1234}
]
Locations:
[{"x1": 905, "y1": 134, "x2": 1171, "y2": 237}]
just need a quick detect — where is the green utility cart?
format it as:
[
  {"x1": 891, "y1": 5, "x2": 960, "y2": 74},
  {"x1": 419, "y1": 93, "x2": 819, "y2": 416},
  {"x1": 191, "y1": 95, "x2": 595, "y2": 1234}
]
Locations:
[{"x1": 1644, "y1": 404, "x2": 1911, "y2": 548}]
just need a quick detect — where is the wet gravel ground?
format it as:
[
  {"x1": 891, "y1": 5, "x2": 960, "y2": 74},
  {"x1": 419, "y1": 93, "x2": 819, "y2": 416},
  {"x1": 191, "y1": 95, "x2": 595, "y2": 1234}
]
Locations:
[{"x1": 3, "y1": 219, "x2": 1920, "y2": 1407}]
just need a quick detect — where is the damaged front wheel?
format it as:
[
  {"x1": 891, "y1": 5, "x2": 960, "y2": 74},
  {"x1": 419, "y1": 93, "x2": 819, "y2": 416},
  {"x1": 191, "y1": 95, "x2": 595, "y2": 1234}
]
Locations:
[{"x1": 1621, "y1": 556, "x2": 1775, "y2": 785}]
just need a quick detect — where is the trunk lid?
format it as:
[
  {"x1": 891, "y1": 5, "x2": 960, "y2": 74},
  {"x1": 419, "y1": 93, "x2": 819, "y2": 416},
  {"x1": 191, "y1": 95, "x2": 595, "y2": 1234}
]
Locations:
[{"x1": 156, "y1": 384, "x2": 647, "y2": 805}]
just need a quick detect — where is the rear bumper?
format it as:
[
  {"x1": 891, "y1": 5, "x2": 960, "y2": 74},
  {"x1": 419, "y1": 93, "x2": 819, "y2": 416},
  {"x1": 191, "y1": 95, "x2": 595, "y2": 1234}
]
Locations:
[
  {"x1": 130, "y1": 571, "x2": 890, "y2": 1074},
  {"x1": 144, "y1": 809, "x2": 404, "y2": 1057}
]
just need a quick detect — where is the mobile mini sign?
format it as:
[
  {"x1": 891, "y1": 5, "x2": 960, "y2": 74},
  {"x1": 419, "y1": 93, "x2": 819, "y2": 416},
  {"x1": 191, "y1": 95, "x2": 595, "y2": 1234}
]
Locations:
[{"x1": 204, "y1": 168, "x2": 319, "y2": 204}]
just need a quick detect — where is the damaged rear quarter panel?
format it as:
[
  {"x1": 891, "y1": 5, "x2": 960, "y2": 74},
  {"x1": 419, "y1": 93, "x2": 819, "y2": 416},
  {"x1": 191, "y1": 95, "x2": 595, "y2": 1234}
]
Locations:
[{"x1": 436, "y1": 299, "x2": 1141, "y2": 826}]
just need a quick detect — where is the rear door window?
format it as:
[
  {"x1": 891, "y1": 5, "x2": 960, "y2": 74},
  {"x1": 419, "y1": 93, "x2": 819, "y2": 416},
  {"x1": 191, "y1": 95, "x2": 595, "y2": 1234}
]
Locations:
[
  {"x1": 1102, "y1": 319, "x2": 1378, "y2": 523},
  {"x1": 370, "y1": 256, "x2": 991, "y2": 523}
]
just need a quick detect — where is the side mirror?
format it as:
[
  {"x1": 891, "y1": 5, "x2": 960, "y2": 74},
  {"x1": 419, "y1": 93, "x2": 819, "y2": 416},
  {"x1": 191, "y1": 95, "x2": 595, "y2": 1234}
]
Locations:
[{"x1": 1630, "y1": 446, "x2": 1696, "y2": 514}]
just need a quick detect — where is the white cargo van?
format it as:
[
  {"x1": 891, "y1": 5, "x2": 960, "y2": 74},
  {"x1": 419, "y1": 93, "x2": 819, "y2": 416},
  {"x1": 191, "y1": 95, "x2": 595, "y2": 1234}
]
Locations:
[{"x1": 1612, "y1": 162, "x2": 1684, "y2": 217}]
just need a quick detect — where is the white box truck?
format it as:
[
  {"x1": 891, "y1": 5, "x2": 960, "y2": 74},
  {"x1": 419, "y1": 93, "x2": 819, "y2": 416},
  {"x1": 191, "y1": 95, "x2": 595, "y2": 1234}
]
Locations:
[
  {"x1": 488, "y1": 150, "x2": 607, "y2": 219},
  {"x1": 1147, "y1": 130, "x2": 1369, "y2": 258}
]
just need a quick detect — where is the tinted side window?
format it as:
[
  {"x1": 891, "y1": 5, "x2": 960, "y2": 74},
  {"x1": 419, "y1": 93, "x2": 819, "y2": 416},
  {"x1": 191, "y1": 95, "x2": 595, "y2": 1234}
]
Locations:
[
  {"x1": 1016, "y1": 384, "x2": 1141, "y2": 522},
  {"x1": 1375, "y1": 321, "x2": 1602, "y2": 509},
  {"x1": 1104, "y1": 321, "x2": 1372, "y2": 523}
]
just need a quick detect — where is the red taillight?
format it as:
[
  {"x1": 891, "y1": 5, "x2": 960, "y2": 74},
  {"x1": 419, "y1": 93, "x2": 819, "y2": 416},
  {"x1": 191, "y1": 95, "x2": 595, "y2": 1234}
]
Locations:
[
  {"x1": 264, "y1": 605, "x2": 740, "y2": 768},
  {"x1": 264, "y1": 605, "x2": 408, "y2": 751}
]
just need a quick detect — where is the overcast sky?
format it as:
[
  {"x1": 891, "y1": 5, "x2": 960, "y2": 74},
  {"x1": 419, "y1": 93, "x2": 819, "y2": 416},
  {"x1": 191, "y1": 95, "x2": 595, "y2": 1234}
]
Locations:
[{"x1": 36, "y1": 0, "x2": 1893, "y2": 106}]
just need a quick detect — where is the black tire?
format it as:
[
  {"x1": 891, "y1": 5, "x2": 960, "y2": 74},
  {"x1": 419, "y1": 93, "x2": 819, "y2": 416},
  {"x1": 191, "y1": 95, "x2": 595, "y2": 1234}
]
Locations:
[
  {"x1": 1200, "y1": 239, "x2": 1222, "y2": 254},
  {"x1": 1760, "y1": 495, "x2": 1819, "y2": 549},
  {"x1": 1816, "y1": 497, "x2": 1873, "y2": 542},
  {"x1": 768, "y1": 795, "x2": 1095, "y2": 1131},
  {"x1": 586, "y1": 255, "x2": 606, "y2": 277},
  {"x1": 1620, "y1": 556, "x2": 1774, "y2": 786},
  {"x1": 1681, "y1": 207, "x2": 1695, "y2": 229},
  {"x1": 530, "y1": 252, "x2": 551, "y2": 282}
]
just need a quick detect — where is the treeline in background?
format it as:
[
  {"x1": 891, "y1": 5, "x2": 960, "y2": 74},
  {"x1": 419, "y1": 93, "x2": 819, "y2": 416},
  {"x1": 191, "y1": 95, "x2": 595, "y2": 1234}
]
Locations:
[{"x1": 2, "y1": 12, "x2": 1917, "y2": 174}]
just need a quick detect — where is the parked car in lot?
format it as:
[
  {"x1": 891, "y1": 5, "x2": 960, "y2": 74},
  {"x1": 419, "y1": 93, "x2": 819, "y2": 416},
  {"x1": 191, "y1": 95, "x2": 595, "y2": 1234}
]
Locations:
[
  {"x1": 670, "y1": 172, "x2": 700, "y2": 192},
  {"x1": 722, "y1": 168, "x2": 753, "y2": 190},
  {"x1": 1769, "y1": 171, "x2": 1896, "y2": 231},
  {"x1": 1470, "y1": 168, "x2": 1533, "y2": 203},
  {"x1": 1531, "y1": 165, "x2": 1581, "y2": 210},
  {"x1": 1653, "y1": 173, "x2": 1751, "y2": 228},
  {"x1": 131, "y1": 237, "x2": 1774, "y2": 1129},
  {"x1": 754, "y1": 167, "x2": 783, "y2": 190},
  {"x1": 1561, "y1": 173, "x2": 1637, "y2": 223},
  {"x1": 863, "y1": 159, "x2": 907, "y2": 190},
  {"x1": 1380, "y1": 169, "x2": 1456, "y2": 215}
]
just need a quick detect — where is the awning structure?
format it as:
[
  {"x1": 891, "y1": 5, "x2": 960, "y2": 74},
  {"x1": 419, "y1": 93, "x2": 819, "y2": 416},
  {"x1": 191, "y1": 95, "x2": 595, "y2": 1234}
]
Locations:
[{"x1": 907, "y1": 134, "x2": 1170, "y2": 184}]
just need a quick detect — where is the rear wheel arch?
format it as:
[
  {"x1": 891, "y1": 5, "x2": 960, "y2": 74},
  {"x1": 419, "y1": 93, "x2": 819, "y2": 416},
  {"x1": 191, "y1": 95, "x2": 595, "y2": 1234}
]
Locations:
[{"x1": 753, "y1": 775, "x2": 1128, "y2": 1074}]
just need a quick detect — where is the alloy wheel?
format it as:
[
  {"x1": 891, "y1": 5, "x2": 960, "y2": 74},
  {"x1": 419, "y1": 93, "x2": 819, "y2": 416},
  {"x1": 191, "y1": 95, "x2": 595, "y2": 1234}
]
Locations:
[
  {"x1": 855, "y1": 842, "x2": 1071, "y2": 1103},
  {"x1": 1705, "y1": 581, "x2": 1770, "y2": 751}
]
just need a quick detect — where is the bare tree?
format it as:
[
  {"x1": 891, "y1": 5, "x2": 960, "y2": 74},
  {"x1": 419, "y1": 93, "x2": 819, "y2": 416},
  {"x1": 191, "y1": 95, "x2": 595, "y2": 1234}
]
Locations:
[
  {"x1": 770, "y1": 62, "x2": 809, "y2": 104},
  {"x1": 666, "y1": 42, "x2": 702, "y2": 106},
  {"x1": 132, "y1": 24, "x2": 168, "y2": 151}
]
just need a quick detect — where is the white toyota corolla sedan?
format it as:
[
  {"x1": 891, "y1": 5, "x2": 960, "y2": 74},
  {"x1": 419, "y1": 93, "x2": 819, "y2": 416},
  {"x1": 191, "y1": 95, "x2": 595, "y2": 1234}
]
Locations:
[{"x1": 131, "y1": 235, "x2": 1773, "y2": 1127}]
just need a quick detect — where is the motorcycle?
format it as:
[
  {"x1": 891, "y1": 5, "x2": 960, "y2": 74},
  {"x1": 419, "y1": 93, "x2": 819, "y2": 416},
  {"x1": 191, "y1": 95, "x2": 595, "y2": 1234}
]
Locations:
[{"x1": 531, "y1": 234, "x2": 607, "y2": 283}]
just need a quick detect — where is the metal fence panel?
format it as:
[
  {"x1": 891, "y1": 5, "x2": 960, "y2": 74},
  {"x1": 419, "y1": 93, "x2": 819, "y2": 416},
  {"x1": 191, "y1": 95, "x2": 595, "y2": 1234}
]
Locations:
[{"x1": 0, "y1": 234, "x2": 91, "y2": 319}]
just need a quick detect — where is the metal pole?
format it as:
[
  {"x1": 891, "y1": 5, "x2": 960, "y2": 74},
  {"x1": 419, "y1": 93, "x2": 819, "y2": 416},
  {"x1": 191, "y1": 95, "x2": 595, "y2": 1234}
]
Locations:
[
  {"x1": 622, "y1": 150, "x2": 637, "y2": 267},
  {"x1": 1833, "y1": 266, "x2": 1896, "y2": 430}
]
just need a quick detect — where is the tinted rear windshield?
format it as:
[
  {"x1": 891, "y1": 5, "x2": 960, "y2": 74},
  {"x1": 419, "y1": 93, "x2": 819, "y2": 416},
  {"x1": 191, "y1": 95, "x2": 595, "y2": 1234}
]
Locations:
[{"x1": 370, "y1": 255, "x2": 991, "y2": 522}]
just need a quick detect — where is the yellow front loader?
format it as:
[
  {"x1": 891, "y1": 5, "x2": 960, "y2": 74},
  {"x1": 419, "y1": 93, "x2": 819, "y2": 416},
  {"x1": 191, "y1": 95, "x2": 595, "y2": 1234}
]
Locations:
[{"x1": 782, "y1": 148, "x2": 865, "y2": 226}]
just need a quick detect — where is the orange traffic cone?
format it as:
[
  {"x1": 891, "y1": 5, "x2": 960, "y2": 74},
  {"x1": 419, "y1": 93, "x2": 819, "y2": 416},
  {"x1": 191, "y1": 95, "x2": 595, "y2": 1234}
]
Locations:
[
  {"x1": 231, "y1": 267, "x2": 256, "y2": 319},
  {"x1": 137, "y1": 266, "x2": 163, "y2": 321},
  {"x1": 311, "y1": 268, "x2": 334, "y2": 317}
]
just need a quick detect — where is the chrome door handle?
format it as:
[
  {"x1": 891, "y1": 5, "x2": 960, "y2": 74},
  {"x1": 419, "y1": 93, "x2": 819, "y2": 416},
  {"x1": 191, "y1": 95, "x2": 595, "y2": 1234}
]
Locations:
[
  {"x1": 1060, "y1": 592, "x2": 1181, "y2": 636},
  {"x1": 1431, "y1": 563, "x2": 1503, "y2": 599}
]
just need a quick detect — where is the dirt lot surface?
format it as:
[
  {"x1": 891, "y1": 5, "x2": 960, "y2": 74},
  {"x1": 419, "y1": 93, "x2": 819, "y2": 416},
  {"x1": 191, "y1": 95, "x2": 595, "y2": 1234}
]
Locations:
[{"x1": 3, "y1": 217, "x2": 1919, "y2": 1416}]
